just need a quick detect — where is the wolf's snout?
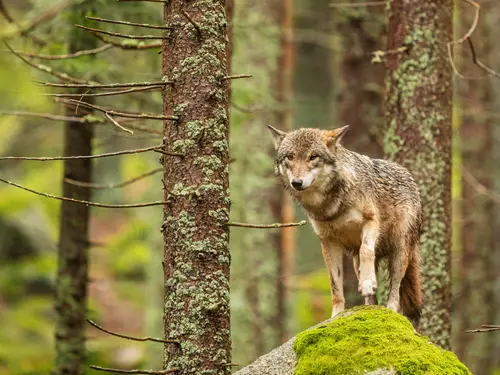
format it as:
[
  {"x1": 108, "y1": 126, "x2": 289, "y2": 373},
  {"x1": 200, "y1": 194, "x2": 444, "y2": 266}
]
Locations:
[{"x1": 291, "y1": 178, "x2": 304, "y2": 190}]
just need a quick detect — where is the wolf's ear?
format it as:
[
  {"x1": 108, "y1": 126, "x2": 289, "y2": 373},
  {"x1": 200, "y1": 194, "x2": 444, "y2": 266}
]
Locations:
[
  {"x1": 267, "y1": 125, "x2": 286, "y2": 150},
  {"x1": 325, "y1": 125, "x2": 349, "y2": 148}
]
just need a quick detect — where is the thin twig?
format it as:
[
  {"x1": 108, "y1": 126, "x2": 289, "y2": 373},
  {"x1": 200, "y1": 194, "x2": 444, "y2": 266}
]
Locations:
[
  {"x1": 86, "y1": 17, "x2": 173, "y2": 30},
  {"x1": 117, "y1": 0, "x2": 168, "y2": 2},
  {"x1": 17, "y1": 44, "x2": 113, "y2": 60},
  {"x1": 0, "y1": 110, "x2": 100, "y2": 123},
  {"x1": 118, "y1": 123, "x2": 163, "y2": 135},
  {"x1": 76, "y1": 25, "x2": 168, "y2": 40},
  {"x1": 462, "y1": 168, "x2": 500, "y2": 203},
  {"x1": 36, "y1": 80, "x2": 171, "y2": 89},
  {"x1": 153, "y1": 149, "x2": 184, "y2": 157},
  {"x1": 86, "y1": 32, "x2": 162, "y2": 50},
  {"x1": 370, "y1": 46, "x2": 408, "y2": 64},
  {"x1": 221, "y1": 74, "x2": 252, "y2": 81},
  {"x1": 87, "y1": 319, "x2": 178, "y2": 343},
  {"x1": 90, "y1": 366, "x2": 178, "y2": 374},
  {"x1": 0, "y1": 0, "x2": 46, "y2": 45},
  {"x1": 181, "y1": 10, "x2": 201, "y2": 34},
  {"x1": 45, "y1": 86, "x2": 160, "y2": 98},
  {"x1": 0, "y1": 0, "x2": 74, "y2": 41},
  {"x1": 227, "y1": 220, "x2": 307, "y2": 229},
  {"x1": 0, "y1": 145, "x2": 161, "y2": 161},
  {"x1": 330, "y1": 1, "x2": 385, "y2": 7},
  {"x1": 105, "y1": 113, "x2": 133, "y2": 134},
  {"x1": 62, "y1": 99, "x2": 179, "y2": 120},
  {"x1": 65, "y1": 168, "x2": 162, "y2": 189},
  {"x1": 466, "y1": 325, "x2": 500, "y2": 333},
  {"x1": 466, "y1": 37, "x2": 500, "y2": 79},
  {"x1": 5, "y1": 42, "x2": 98, "y2": 85},
  {"x1": 0, "y1": 177, "x2": 167, "y2": 208}
]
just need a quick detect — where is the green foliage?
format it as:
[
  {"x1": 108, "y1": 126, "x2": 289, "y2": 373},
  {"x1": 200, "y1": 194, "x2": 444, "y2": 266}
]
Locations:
[{"x1": 293, "y1": 306, "x2": 471, "y2": 375}]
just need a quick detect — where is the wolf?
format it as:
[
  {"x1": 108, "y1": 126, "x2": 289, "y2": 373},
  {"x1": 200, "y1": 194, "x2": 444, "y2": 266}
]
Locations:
[{"x1": 268, "y1": 125, "x2": 423, "y2": 325}]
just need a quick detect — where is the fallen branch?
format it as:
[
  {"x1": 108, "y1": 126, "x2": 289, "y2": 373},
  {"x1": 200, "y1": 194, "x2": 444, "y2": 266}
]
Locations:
[
  {"x1": 17, "y1": 44, "x2": 113, "y2": 60},
  {"x1": 90, "y1": 366, "x2": 178, "y2": 374},
  {"x1": 65, "y1": 168, "x2": 162, "y2": 189},
  {"x1": 87, "y1": 319, "x2": 178, "y2": 343},
  {"x1": 36, "y1": 80, "x2": 171, "y2": 89},
  {"x1": 0, "y1": 144, "x2": 161, "y2": 161},
  {"x1": 86, "y1": 16, "x2": 173, "y2": 30},
  {"x1": 0, "y1": 177, "x2": 167, "y2": 208},
  {"x1": 227, "y1": 220, "x2": 307, "y2": 229},
  {"x1": 76, "y1": 25, "x2": 168, "y2": 40}
]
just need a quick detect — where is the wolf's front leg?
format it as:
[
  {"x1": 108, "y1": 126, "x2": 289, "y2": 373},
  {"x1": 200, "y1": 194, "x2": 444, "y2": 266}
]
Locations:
[
  {"x1": 321, "y1": 241, "x2": 345, "y2": 318},
  {"x1": 359, "y1": 219, "x2": 379, "y2": 303}
]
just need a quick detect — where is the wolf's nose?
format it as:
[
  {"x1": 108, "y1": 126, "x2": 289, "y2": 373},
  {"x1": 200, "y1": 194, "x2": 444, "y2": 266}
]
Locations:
[{"x1": 291, "y1": 179, "x2": 303, "y2": 189}]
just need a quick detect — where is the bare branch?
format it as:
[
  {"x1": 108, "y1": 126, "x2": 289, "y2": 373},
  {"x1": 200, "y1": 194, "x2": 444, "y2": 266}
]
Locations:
[
  {"x1": 46, "y1": 86, "x2": 160, "y2": 98},
  {"x1": 117, "y1": 0, "x2": 168, "y2": 3},
  {"x1": 0, "y1": 177, "x2": 167, "y2": 208},
  {"x1": 0, "y1": 0, "x2": 74, "y2": 41},
  {"x1": 17, "y1": 44, "x2": 113, "y2": 60},
  {"x1": 105, "y1": 113, "x2": 133, "y2": 134},
  {"x1": 0, "y1": 145, "x2": 161, "y2": 161},
  {"x1": 61, "y1": 99, "x2": 179, "y2": 121},
  {"x1": 330, "y1": 1, "x2": 385, "y2": 7},
  {"x1": 65, "y1": 168, "x2": 162, "y2": 189},
  {"x1": 153, "y1": 149, "x2": 184, "y2": 157},
  {"x1": 227, "y1": 220, "x2": 307, "y2": 229},
  {"x1": 221, "y1": 74, "x2": 252, "y2": 81},
  {"x1": 466, "y1": 325, "x2": 500, "y2": 333},
  {"x1": 87, "y1": 319, "x2": 178, "y2": 343},
  {"x1": 466, "y1": 37, "x2": 500, "y2": 79},
  {"x1": 76, "y1": 25, "x2": 168, "y2": 40},
  {"x1": 462, "y1": 168, "x2": 500, "y2": 203},
  {"x1": 0, "y1": 0, "x2": 14, "y2": 23},
  {"x1": 86, "y1": 16, "x2": 173, "y2": 30},
  {"x1": 90, "y1": 366, "x2": 178, "y2": 374},
  {"x1": 182, "y1": 10, "x2": 201, "y2": 35},
  {"x1": 86, "y1": 33, "x2": 162, "y2": 50},
  {"x1": 36, "y1": 80, "x2": 171, "y2": 89},
  {"x1": 5, "y1": 43, "x2": 98, "y2": 84},
  {"x1": 118, "y1": 123, "x2": 163, "y2": 135},
  {"x1": 0, "y1": 110, "x2": 101, "y2": 123},
  {"x1": 370, "y1": 46, "x2": 408, "y2": 64}
]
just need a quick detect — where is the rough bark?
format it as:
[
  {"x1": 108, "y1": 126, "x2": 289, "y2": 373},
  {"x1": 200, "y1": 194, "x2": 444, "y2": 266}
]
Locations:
[
  {"x1": 384, "y1": 0, "x2": 453, "y2": 349},
  {"x1": 54, "y1": 5, "x2": 96, "y2": 375},
  {"x1": 161, "y1": 1, "x2": 231, "y2": 374}
]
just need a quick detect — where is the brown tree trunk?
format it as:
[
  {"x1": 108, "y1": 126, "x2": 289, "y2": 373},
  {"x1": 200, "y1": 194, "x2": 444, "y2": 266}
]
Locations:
[
  {"x1": 272, "y1": 0, "x2": 295, "y2": 344},
  {"x1": 384, "y1": 0, "x2": 453, "y2": 349},
  {"x1": 162, "y1": 2, "x2": 231, "y2": 374},
  {"x1": 54, "y1": 5, "x2": 96, "y2": 375}
]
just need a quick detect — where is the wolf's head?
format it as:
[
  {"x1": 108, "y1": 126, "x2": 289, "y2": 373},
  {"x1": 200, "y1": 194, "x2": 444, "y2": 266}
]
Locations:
[{"x1": 267, "y1": 125, "x2": 349, "y2": 192}]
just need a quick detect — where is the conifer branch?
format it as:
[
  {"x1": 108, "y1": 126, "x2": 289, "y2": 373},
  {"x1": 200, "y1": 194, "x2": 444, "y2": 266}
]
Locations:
[
  {"x1": 65, "y1": 168, "x2": 162, "y2": 189},
  {"x1": 117, "y1": 0, "x2": 168, "y2": 2},
  {"x1": 105, "y1": 113, "x2": 134, "y2": 134},
  {"x1": 330, "y1": 1, "x2": 385, "y2": 7},
  {"x1": 0, "y1": 177, "x2": 167, "y2": 208},
  {"x1": 181, "y1": 11, "x2": 201, "y2": 35},
  {"x1": 86, "y1": 33, "x2": 162, "y2": 50},
  {"x1": 0, "y1": 111, "x2": 99, "y2": 123},
  {"x1": 86, "y1": 17, "x2": 173, "y2": 30},
  {"x1": 0, "y1": 145, "x2": 161, "y2": 161},
  {"x1": 17, "y1": 44, "x2": 113, "y2": 60},
  {"x1": 227, "y1": 220, "x2": 307, "y2": 229},
  {"x1": 466, "y1": 325, "x2": 500, "y2": 333},
  {"x1": 36, "y1": 80, "x2": 172, "y2": 89},
  {"x1": 46, "y1": 86, "x2": 160, "y2": 98},
  {"x1": 61, "y1": 99, "x2": 179, "y2": 120},
  {"x1": 5, "y1": 43, "x2": 98, "y2": 84},
  {"x1": 221, "y1": 74, "x2": 252, "y2": 81},
  {"x1": 87, "y1": 319, "x2": 178, "y2": 343},
  {"x1": 76, "y1": 25, "x2": 168, "y2": 40}
]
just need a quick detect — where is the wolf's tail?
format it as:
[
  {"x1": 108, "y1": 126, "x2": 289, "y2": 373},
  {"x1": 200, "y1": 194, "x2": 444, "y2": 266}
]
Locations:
[{"x1": 399, "y1": 247, "x2": 423, "y2": 327}]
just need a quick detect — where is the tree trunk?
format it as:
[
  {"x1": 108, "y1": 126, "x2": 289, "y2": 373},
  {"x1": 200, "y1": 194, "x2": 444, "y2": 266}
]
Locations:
[
  {"x1": 272, "y1": 0, "x2": 295, "y2": 344},
  {"x1": 384, "y1": 0, "x2": 453, "y2": 349},
  {"x1": 161, "y1": 2, "x2": 231, "y2": 374},
  {"x1": 54, "y1": 5, "x2": 96, "y2": 375}
]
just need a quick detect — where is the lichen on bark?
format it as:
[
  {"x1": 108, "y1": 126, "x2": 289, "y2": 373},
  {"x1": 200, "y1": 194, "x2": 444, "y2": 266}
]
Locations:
[
  {"x1": 161, "y1": 1, "x2": 231, "y2": 374},
  {"x1": 384, "y1": 0, "x2": 453, "y2": 349}
]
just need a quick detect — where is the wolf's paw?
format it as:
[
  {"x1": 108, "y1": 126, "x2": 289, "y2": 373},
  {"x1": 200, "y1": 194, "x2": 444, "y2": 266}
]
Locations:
[{"x1": 359, "y1": 278, "x2": 377, "y2": 296}]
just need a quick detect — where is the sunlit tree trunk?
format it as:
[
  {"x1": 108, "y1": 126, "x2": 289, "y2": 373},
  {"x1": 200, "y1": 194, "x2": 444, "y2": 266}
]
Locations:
[
  {"x1": 384, "y1": 0, "x2": 453, "y2": 349},
  {"x1": 162, "y1": 1, "x2": 231, "y2": 374},
  {"x1": 54, "y1": 5, "x2": 96, "y2": 375}
]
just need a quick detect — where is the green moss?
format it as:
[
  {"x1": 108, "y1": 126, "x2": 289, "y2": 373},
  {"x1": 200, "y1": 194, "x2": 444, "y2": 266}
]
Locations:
[{"x1": 293, "y1": 307, "x2": 471, "y2": 375}]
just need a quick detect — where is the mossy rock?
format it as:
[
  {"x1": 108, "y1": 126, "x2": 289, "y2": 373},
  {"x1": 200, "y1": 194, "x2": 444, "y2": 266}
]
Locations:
[
  {"x1": 236, "y1": 306, "x2": 471, "y2": 375},
  {"x1": 294, "y1": 306, "x2": 471, "y2": 375}
]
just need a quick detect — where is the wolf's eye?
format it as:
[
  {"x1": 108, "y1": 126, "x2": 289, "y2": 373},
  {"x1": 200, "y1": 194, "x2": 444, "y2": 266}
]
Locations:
[
  {"x1": 309, "y1": 154, "x2": 319, "y2": 161},
  {"x1": 285, "y1": 155, "x2": 294, "y2": 161}
]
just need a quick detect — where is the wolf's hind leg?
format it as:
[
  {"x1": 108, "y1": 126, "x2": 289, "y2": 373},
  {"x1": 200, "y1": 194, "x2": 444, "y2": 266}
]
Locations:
[
  {"x1": 321, "y1": 242, "x2": 345, "y2": 318},
  {"x1": 359, "y1": 219, "x2": 379, "y2": 300},
  {"x1": 386, "y1": 242, "x2": 410, "y2": 312}
]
